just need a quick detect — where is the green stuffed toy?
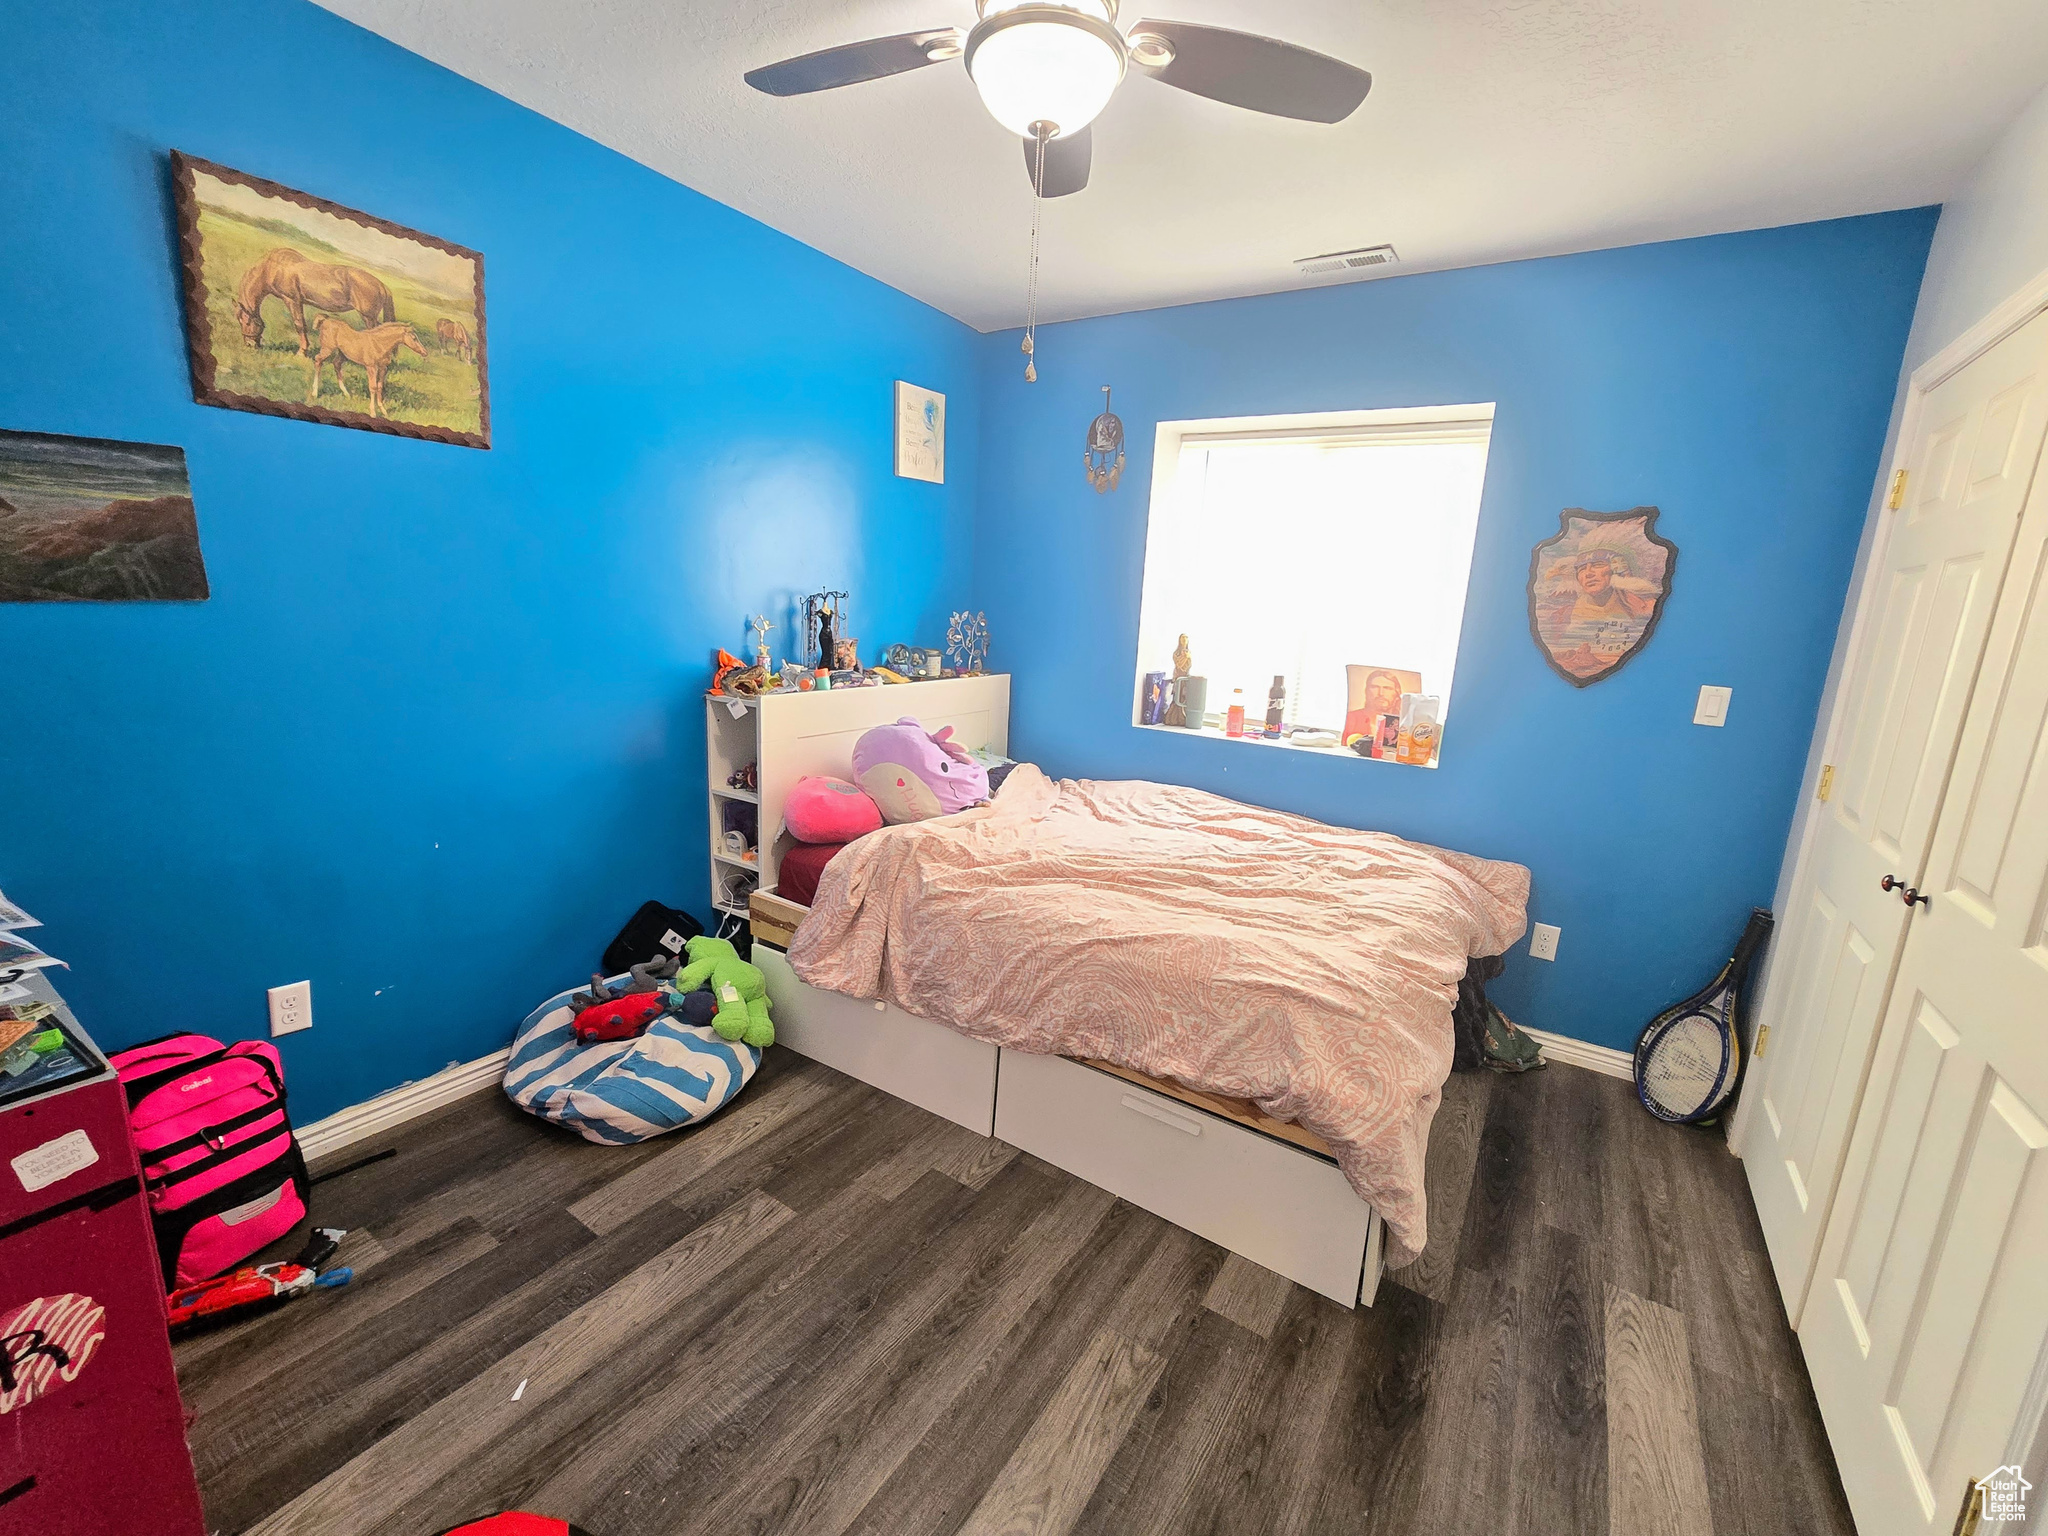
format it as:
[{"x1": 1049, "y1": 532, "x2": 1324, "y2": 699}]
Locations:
[{"x1": 673, "y1": 935, "x2": 774, "y2": 1048}]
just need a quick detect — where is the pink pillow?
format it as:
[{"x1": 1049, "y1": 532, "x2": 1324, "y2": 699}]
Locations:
[{"x1": 784, "y1": 776, "x2": 883, "y2": 844}]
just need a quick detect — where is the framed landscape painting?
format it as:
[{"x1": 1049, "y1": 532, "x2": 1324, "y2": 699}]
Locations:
[
  {"x1": 171, "y1": 152, "x2": 490, "y2": 448},
  {"x1": 0, "y1": 428, "x2": 209, "y2": 603}
]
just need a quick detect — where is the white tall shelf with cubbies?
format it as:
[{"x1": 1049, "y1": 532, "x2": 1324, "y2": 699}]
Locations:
[
  {"x1": 703, "y1": 674, "x2": 1012, "y2": 924},
  {"x1": 705, "y1": 694, "x2": 764, "y2": 922}
]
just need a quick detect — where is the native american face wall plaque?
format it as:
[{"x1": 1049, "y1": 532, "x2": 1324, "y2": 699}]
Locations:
[{"x1": 1527, "y1": 507, "x2": 1678, "y2": 687}]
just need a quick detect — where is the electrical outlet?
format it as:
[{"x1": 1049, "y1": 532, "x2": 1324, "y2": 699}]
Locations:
[
  {"x1": 1529, "y1": 923, "x2": 1561, "y2": 962},
  {"x1": 268, "y1": 980, "x2": 313, "y2": 1036},
  {"x1": 1694, "y1": 685, "x2": 1733, "y2": 726}
]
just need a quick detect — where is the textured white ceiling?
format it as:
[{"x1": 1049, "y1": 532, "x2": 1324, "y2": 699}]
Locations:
[{"x1": 312, "y1": 0, "x2": 2048, "y2": 331}]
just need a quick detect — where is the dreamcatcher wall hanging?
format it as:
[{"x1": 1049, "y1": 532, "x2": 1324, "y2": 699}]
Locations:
[{"x1": 1085, "y1": 386, "x2": 1124, "y2": 492}]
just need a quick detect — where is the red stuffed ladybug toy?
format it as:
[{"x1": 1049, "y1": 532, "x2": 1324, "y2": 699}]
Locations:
[
  {"x1": 431, "y1": 1517, "x2": 596, "y2": 1536},
  {"x1": 572, "y1": 990, "x2": 667, "y2": 1045}
]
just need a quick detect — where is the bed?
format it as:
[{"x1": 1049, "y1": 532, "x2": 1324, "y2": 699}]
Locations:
[{"x1": 738, "y1": 690, "x2": 1528, "y2": 1307}]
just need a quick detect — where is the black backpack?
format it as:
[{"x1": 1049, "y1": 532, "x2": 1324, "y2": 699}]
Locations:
[{"x1": 601, "y1": 901, "x2": 703, "y2": 977}]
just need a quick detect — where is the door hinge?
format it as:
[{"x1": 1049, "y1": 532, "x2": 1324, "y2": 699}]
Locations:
[
  {"x1": 1954, "y1": 1477, "x2": 1983, "y2": 1536},
  {"x1": 1888, "y1": 469, "x2": 1908, "y2": 510},
  {"x1": 1753, "y1": 1024, "x2": 1771, "y2": 1059},
  {"x1": 1817, "y1": 764, "x2": 1834, "y2": 801}
]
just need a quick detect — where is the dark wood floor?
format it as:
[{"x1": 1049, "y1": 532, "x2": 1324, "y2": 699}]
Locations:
[{"x1": 176, "y1": 1048, "x2": 1855, "y2": 1536}]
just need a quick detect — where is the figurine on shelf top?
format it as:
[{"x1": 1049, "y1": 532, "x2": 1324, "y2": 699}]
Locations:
[
  {"x1": 710, "y1": 648, "x2": 769, "y2": 697},
  {"x1": 801, "y1": 589, "x2": 851, "y2": 670},
  {"x1": 946, "y1": 610, "x2": 990, "y2": 675}
]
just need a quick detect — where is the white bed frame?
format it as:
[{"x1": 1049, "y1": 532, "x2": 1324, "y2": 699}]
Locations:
[{"x1": 729, "y1": 675, "x2": 1385, "y2": 1308}]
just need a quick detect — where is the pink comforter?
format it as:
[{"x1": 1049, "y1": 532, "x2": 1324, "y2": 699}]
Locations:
[{"x1": 787, "y1": 765, "x2": 1530, "y2": 1264}]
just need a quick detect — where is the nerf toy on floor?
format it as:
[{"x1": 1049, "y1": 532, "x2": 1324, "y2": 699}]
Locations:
[{"x1": 165, "y1": 1227, "x2": 353, "y2": 1333}]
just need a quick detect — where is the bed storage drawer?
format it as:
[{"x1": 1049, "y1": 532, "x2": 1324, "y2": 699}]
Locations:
[
  {"x1": 993, "y1": 1049, "x2": 1377, "y2": 1306},
  {"x1": 752, "y1": 942, "x2": 998, "y2": 1136}
]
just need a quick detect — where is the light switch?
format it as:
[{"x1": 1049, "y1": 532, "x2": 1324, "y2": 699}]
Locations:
[{"x1": 1694, "y1": 685, "x2": 1732, "y2": 727}]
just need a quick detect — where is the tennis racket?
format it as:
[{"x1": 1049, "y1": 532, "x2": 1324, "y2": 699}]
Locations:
[{"x1": 1633, "y1": 907, "x2": 1774, "y2": 1124}]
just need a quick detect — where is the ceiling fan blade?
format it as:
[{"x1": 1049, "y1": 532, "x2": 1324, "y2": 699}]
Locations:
[
  {"x1": 1023, "y1": 126, "x2": 1092, "y2": 198},
  {"x1": 745, "y1": 29, "x2": 960, "y2": 97},
  {"x1": 1128, "y1": 21, "x2": 1370, "y2": 123}
]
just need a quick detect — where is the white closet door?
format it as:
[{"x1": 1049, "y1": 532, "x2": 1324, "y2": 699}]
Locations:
[
  {"x1": 1797, "y1": 376, "x2": 2048, "y2": 1536},
  {"x1": 1742, "y1": 309, "x2": 2048, "y2": 1315}
]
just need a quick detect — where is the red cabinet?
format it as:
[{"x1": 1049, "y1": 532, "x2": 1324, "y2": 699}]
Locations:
[{"x1": 0, "y1": 994, "x2": 205, "y2": 1535}]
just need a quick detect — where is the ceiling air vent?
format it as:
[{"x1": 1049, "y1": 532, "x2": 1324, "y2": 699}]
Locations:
[{"x1": 1294, "y1": 244, "x2": 1398, "y2": 277}]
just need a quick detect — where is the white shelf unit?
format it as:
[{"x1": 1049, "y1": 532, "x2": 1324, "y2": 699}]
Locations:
[
  {"x1": 703, "y1": 674, "x2": 1012, "y2": 921},
  {"x1": 705, "y1": 695, "x2": 763, "y2": 920}
]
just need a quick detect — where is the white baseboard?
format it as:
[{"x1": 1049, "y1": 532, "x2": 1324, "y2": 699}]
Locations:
[
  {"x1": 298, "y1": 1048, "x2": 511, "y2": 1164},
  {"x1": 290, "y1": 1028, "x2": 1633, "y2": 1165},
  {"x1": 1522, "y1": 1026, "x2": 1634, "y2": 1081}
]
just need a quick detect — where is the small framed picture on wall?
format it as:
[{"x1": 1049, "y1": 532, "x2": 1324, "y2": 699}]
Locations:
[{"x1": 894, "y1": 381, "x2": 945, "y2": 484}]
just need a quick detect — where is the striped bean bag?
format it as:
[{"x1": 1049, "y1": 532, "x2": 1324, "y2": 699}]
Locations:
[{"x1": 503, "y1": 980, "x2": 760, "y2": 1144}]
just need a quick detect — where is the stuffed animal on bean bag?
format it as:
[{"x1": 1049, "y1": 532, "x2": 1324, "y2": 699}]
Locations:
[
  {"x1": 852, "y1": 719, "x2": 991, "y2": 824},
  {"x1": 569, "y1": 953, "x2": 683, "y2": 1043},
  {"x1": 673, "y1": 935, "x2": 774, "y2": 1047},
  {"x1": 574, "y1": 991, "x2": 668, "y2": 1044},
  {"x1": 785, "y1": 775, "x2": 883, "y2": 843}
]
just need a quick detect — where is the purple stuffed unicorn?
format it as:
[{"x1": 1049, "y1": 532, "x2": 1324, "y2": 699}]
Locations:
[{"x1": 851, "y1": 718, "x2": 991, "y2": 824}]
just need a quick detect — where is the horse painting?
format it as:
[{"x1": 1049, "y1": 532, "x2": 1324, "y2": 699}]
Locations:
[
  {"x1": 173, "y1": 152, "x2": 490, "y2": 447},
  {"x1": 433, "y1": 318, "x2": 473, "y2": 363},
  {"x1": 236, "y1": 249, "x2": 396, "y2": 356},
  {"x1": 306, "y1": 319, "x2": 426, "y2": 420}
]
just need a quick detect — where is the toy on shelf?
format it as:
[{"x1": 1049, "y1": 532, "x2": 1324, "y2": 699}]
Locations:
[
  {"x1": 726, "y1": 762, "x2": 758, "y2": 794},
  {"x1": 710, "y1": 646, "x2": 771, "y2": 698},
  {"x1": 674, "y1": 935, "x2": 774, "y2": 1047}
]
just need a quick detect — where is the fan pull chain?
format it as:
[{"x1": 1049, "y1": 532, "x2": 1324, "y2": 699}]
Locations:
[{"x1": 1022, "y1": 129, "x2": 1045, "y2": 383}]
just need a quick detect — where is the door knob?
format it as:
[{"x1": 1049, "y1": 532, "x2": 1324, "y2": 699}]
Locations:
[{"x1": 1880, "y1": 875, "x2": 1931, "y2": 908}]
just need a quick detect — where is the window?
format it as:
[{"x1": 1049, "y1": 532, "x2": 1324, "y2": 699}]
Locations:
[{"x1": 1132, "y1": 404, "x2": 1494, "y2": 762}]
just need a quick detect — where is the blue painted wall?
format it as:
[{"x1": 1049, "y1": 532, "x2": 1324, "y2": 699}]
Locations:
[
  {"x1": 974, "y1": 212, "x2": 1936, "y2": 1052},
  {"x1": 0, "y1": 0, "x2": 979, "y2": 1122}
]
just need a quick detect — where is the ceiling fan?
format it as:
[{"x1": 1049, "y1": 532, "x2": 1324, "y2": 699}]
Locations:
[{"x1": 743, "y1": 0, "x2": 1373, "y2": 200}]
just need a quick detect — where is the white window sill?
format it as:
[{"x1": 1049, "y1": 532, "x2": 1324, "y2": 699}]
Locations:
[{"x1": 1131, "y1": 720, "x2": 1439, "y2": 768}]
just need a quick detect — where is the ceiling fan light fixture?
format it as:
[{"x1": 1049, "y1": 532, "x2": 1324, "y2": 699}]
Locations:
[
  {"x1": 1126, "y1": 30, "x2": 1174, "y2": 68},
  {"x1": 965, "y1": 5, "x2": 1127, "y2": 139}
]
